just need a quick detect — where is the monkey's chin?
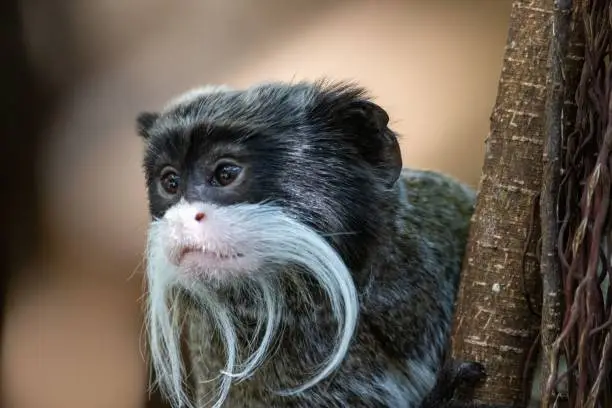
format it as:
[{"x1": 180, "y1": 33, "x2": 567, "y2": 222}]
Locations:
[{"x1": 177, "y1": 250, "x2": 255, "y2": 282}]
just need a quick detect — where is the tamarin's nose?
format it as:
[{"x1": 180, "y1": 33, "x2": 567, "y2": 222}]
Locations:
[{"x1": 194, "y1": 212, "x2": 206, "y2": 222}]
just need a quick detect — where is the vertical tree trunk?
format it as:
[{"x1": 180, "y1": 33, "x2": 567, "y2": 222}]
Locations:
[
  {"x1": 539, "y1": 0, "x2": 584, "y2": 406},
  {"x1": 450, "y1": 0, "x2": 555, "y2": 405}
]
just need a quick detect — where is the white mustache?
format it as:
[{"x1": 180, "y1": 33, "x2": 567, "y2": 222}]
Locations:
[{"x1": 144, "y1": 202, "x2": 359, "y2": 408}]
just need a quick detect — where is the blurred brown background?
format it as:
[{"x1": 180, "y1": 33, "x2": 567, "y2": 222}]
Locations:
[{"x1": 1, "y1": 1, "x2": 512, "y2": 407}]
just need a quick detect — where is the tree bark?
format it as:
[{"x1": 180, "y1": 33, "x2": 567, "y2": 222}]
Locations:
[
  {"x1": 539, "y1": 1, "x2": 585, "y2": 406},
  {"x1": 450, "y1": 0, "x2": 555, "y2": 405},
  {"x1": 539, "y1": 1, "x2": 573, "y2": 406}
]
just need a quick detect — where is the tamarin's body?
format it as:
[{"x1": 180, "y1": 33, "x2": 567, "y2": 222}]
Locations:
[{"x1": 137, "y1": 80, "x2": 485, "y2": 408}]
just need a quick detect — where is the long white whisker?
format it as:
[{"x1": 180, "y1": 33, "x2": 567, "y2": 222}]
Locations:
[
  {"x1": 224, "y1": 279, "x2": 282, "y2": 381},
  {"x1": 144, "y1": 202, "x2": 359, "y2": 408},
  {"x1": 208, "y1": 299, "x2": 237, "y2": 408}
]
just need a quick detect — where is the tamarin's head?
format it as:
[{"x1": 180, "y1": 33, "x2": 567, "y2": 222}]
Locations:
[{"x1": 136, "y1": 79, "x2": 402, "y2": 408}]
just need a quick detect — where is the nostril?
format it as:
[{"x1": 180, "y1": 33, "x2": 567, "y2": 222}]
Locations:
[{"x1": 194, "y1": 212, "x2": 206, "y2": 222}]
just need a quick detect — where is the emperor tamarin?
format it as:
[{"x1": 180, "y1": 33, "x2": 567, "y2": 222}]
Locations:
[{"x1": 136, "y1": 79, "x2": 478, "y2": 408}]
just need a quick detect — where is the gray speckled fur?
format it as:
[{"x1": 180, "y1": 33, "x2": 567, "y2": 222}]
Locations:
[{"x1": 185, "y1": 169, "x2": 475, "y2": 408}]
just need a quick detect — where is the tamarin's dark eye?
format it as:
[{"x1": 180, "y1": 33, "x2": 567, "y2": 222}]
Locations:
[
  {"x1": 160, "y1": 167, "x2": 180, "y2": 195},
  {"x1": 212, "y1": 163, "x2": 242, "y2": 187}
]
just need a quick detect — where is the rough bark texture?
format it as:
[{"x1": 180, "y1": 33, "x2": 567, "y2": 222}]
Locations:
[
  {"x1": 539, "y1": 1, "x2": 576, "y2": 406},
  {"x1": 450, "y1": 0, "x2": 554, "y2": 405}
]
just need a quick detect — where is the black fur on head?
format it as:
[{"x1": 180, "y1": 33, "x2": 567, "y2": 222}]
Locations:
[{"x1": 137, "y1": 79, "x2": 402, "y2": 272}]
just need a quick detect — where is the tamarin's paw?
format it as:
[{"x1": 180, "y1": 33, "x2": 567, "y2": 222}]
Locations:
[
  {"x1": 439, "y1": 359, "x2": 487, "y2": 397},
  {"x1": 452, "y1": 361, "x2": 487, "y2": 387},
  {"x1": 420, "y1": 359, "x2": 487, "y2": 408},
  {"x1": 422, "y1": 360, "x2": 513, "y2": 408}
]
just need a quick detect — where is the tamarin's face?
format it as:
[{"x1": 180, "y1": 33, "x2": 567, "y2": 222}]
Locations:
[{"x1": 137, "y1": 80, "x2": 402, "y2": 283}]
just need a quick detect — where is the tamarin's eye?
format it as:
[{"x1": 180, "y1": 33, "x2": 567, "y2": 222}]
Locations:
[
  {"x1": 212, "y1": 163, "x2": 242, "y2": 187},
  {"x1": 160, "y1": 167, "x2": 180, "y2": 195}
]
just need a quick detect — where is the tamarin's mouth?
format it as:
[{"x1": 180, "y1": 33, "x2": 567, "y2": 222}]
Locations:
[{"x1": 178, "y1": 245, "x2": 244, "y2": 263}]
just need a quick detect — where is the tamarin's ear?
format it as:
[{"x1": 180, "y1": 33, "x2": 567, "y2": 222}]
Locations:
[
  {"x1": 339, "y1": 99, "x2": 403, "y2": 188},
  {"x1": 136, "y1": 112, "x2": 160, "y2": 139}
]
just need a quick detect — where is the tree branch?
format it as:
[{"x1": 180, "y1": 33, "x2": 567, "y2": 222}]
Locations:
[{"x1": 539, "y1": 1, "x2": 573, "y2": 407}]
